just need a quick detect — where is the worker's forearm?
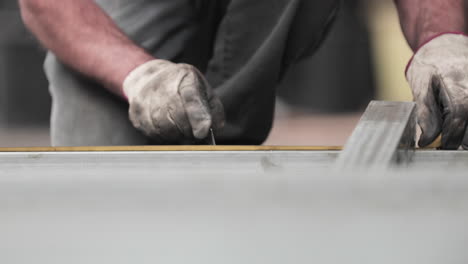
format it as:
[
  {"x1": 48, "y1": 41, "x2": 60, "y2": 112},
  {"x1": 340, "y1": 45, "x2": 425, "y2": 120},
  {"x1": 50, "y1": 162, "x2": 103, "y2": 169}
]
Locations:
[
  {"x1": 394, "y1": 0, "x2": 467, "y2": 50},
  {"x1": 19, "y1": 0, "x2": 153, "y2": 98}
]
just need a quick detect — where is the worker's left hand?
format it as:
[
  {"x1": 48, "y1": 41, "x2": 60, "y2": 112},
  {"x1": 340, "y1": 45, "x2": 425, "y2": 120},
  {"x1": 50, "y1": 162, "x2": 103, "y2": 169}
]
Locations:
[{"x1": 407, "y1": 33, "x2": 468, "y2": 150}]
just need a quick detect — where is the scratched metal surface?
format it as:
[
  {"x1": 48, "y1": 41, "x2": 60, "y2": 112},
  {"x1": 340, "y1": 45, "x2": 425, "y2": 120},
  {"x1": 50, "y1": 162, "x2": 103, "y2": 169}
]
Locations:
[
  {"x1": 0, "y1": 151, "x2": 339, "y2": 177},
  {"x1": 1, "y1": 151, "x2": 468, "y2": 263},
  {"x1": 1, "y1": 162, "x2": 468, "y2": 264}
]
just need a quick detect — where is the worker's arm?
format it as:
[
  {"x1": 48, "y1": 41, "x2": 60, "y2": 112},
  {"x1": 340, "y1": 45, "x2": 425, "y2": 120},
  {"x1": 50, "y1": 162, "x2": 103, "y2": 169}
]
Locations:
[
  {"x1": 394, "y1": 0, "x2": 468, "y2": 149},
  {"x1": 19, "y1": 0, "x2": 225, "y2": 142},
  {"x1": 19, "y1": 0, "x2": 153, "y2": 97},
  {"x1": 395, "y1": 0, "x2": 466, "y2": 50}
]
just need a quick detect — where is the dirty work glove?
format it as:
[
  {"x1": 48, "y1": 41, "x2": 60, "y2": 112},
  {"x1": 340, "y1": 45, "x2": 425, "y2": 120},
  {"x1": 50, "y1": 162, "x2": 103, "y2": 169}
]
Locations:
[
  {"x1": 406, "y1": 33, "x2": 468, "y2": 150},
  {"x1": 123, "y1": 59, "x2": 225, "y2": 144}
]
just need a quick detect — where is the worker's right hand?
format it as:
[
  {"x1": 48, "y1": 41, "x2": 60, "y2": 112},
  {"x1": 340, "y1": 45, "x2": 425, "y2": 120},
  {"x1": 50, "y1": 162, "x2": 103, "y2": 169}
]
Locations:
[{"x1": 123, "y1": 59, "x2": 225, "y2": 144}]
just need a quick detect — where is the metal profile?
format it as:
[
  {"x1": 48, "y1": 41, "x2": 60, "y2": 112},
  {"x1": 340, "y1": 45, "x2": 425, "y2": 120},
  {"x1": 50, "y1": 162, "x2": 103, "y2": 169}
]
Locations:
[{"x1": 335, "y1": 101, "x2": 416, "y2": 171}]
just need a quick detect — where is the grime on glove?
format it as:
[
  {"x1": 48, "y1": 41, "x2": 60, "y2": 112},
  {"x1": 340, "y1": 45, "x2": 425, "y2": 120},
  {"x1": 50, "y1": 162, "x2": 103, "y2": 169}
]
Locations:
[
  {"x1": 123, "y1": 59, "x2": 225, "y2": 144},
  {"x1": 407, "y1": 33, "x2": 468, "y2": 150}
]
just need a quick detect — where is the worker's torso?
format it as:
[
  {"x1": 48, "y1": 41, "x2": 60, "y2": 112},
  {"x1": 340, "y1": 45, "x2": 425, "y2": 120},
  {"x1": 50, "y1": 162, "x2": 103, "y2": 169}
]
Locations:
[{"x1": 46, "y1": 0, "x2": 339, "y2": 145}]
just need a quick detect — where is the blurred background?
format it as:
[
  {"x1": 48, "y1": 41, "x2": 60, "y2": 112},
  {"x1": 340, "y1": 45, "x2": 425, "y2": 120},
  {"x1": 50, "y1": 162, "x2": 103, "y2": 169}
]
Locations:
[{"x1": 0, "y1": 0, "x2": 413, "y2": 147}]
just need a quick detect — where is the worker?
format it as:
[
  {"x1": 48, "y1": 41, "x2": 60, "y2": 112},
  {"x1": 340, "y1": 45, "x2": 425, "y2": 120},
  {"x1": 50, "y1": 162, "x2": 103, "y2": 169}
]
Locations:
[{"x1": 18, "y1": 0, "x2": 468, "y2": 149}]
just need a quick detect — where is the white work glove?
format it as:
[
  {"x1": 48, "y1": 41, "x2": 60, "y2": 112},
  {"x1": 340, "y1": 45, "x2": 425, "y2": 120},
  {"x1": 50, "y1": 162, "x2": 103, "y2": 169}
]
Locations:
[
  {"x1": 123, "y1": 59, "x2": 225, "y2": 144},
  {"x1": 407, "y1": 33, "x2": 468, "y2": 150}
]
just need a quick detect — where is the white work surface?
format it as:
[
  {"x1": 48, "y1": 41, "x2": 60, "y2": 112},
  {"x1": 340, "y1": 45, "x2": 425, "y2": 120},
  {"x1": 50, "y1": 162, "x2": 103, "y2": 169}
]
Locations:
[{"x1": 1, "y1": 150, "x2": 468, "y2": 264}]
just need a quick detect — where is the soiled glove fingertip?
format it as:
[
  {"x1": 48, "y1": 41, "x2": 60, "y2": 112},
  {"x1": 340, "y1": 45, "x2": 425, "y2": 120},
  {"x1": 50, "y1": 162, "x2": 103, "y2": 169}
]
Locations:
[
  {"x1": 418, "y1": 121, "x2": 443, "y2": 146},
  {"x1": 420, "y1": 134, "x2": 442, "y2": 149},
  {"x1": 417, "y1": 114, "x2": 442, "y2": 148},
  {"x1": 192, "y1": 119, "x2": 212, "y2": 139},
  {"x1": 418, "y1": 130, "x2": 440, "y2": 148}
]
